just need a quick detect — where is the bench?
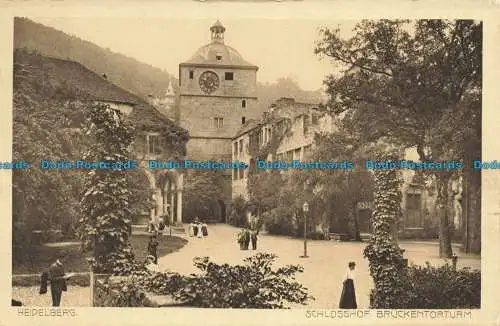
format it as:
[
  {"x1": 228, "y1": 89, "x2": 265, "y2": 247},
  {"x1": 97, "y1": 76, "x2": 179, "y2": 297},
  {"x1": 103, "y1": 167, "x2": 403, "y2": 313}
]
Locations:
[{"x1": 328, "y1": 233, "x2": 350, "y2": 241}]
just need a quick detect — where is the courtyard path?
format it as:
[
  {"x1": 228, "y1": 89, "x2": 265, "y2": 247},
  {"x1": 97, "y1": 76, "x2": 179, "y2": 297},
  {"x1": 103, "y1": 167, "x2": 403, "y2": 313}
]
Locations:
[{"x1": 157, "y1": 224, "x2": 480, "y2": 309}]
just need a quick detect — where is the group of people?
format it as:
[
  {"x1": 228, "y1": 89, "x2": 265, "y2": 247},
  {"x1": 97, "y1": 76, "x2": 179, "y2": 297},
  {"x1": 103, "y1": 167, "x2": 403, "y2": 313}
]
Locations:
[
  {"x1": 189, "y1": 218, "x2": 208, "y2": 238},
  {"x1": 146, "y1": 214, "x2": 170, "y2": 234},
  {"x1": 237, "y1": 227, "x2": 258, "y2": 250}
]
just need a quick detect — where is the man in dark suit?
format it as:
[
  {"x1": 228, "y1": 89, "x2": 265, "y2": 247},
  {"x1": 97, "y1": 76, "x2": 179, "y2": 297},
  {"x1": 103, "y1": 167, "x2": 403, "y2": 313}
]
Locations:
[{"x1": 47, "y1": 251, "x2": 68, "y2": 307}]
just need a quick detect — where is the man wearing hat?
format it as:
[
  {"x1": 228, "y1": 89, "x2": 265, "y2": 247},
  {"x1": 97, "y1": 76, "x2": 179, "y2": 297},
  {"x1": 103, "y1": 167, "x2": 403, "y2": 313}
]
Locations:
[{"x1": 45, "y1": 251, "x2": 72, "y2": 307}]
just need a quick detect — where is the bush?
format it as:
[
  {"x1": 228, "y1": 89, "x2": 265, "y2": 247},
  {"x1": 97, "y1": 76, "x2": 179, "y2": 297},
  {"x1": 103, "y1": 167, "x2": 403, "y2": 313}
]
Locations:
[
  {"x1": 94, "y1": 253, "x2": 314, "y2": 308},
  {"x1": 368, "y1": 262, "x2": 481, "y2": 309},
  {"x1": 94, "y1": 275, "x2": 152, "y2": 307},
  {"x1": 228, "y1": 196, "x2": 248, "y2": 228},
  {"x1": 263, "y1": 208, "x2": 296, "y2": 236},
  {"x1": 172, "y1": 253, "x2": 313, "y2": 308},
  {"x1": 396, "y1": 263, "x2": 480, "y2": 308}
]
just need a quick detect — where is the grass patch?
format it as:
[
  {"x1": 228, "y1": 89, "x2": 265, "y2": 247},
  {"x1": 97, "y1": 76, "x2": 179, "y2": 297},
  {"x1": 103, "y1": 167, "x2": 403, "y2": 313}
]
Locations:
[{"x1": 13, "y1": 234, "x2": 188, "y2": 277}]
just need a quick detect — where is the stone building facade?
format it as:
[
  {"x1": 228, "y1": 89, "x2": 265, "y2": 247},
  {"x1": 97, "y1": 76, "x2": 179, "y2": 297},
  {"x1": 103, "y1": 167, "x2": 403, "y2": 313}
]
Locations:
[
  {"x1": 173, "y1": 21, "x2": 262, "y2": 220},
  {"x1": 26, "y1": 53, "x2": 191, "y2": 227},
  {"x1": 231, "y1": 97, "x2": 336, "y2": 200},
  {"x1": 178, "y1": 20, "x2": 260, "y2": 161},
  {"x1": 231, "y1": 96, "x2": 466, "y2": 241}
]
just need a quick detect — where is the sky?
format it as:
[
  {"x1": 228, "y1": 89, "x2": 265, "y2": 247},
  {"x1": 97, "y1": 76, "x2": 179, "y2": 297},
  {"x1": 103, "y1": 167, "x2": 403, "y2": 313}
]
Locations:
[{"x1": 32, "y1": 18, "x2": 359, "y2": 91}]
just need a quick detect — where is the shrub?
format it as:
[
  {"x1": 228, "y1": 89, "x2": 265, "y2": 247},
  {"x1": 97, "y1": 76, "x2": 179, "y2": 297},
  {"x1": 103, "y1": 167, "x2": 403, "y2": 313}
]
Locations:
[
  {"x1": 94, "y1": 253, "x2": 314, "y2": 308},
  {"x1": 396, "y1": 263, "x2": 480, "y2": 309},
  {"x1": 263, "y1": 208, "x2": 296, "y2": 236},
  {"x1": 172, "y1": 253, "x2": 313, "y2": 308},
  {"x1": 94, "y1": 275, "x2": 152, "y2": 307},
  {"x1": 228, "y1": 196, "x2": 248, "y2": 227}
]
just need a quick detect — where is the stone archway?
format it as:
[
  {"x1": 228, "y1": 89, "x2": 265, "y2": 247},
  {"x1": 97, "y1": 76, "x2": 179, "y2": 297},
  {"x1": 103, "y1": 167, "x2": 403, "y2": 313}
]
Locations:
[{"x1": 217, "y1": 199, "x2": 226, "y2": 223}]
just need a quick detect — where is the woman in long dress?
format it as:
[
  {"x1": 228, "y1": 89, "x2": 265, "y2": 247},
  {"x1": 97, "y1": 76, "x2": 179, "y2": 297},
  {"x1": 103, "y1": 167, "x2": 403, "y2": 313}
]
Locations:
[
  {"x1": 188, "y1": 222, "x2": 195, "y2": 237},
  {"x1": 197, "y1": 222, "x2": 203, "y2": 238},
  {"x1": 193, "y1": 221, "x2": 199, "y2": 237},
  {"x1": 201, "y1": 222, "x2": 208, "y2": 237},
  {"x1": 339, "y1": 261, "x2": 357, "y2": 309}
]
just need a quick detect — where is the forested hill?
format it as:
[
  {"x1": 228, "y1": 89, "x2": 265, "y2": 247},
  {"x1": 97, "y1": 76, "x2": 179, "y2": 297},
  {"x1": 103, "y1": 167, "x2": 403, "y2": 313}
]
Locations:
[
  {"x1": 14, "y1": 17, "x2": 175, "y2": 99},
  {"x1": 14, "y1": 17, "x2": 325, "y2": 116}
]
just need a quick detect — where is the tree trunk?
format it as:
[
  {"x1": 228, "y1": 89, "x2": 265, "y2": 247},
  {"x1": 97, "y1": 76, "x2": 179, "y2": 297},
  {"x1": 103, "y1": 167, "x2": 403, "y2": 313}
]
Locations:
[
  {"x1": 352, "y1": 207, "x2": 362, "y2": 241},
  {"x1": 462, "y1": 169, "x2": 481, "y2": 254},
  {"x1": 436, "y1": 173, "x2": 453, "y2": 258}
]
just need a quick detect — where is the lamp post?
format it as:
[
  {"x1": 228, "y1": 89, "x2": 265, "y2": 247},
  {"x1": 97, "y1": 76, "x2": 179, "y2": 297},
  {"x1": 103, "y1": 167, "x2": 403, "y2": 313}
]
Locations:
[{"x1": 300, "y1": 201, "x2": 309, "y2": 258}]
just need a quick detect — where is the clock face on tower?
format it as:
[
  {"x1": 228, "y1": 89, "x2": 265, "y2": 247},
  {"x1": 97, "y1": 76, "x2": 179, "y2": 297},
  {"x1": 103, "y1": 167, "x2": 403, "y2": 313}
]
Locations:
[{"x1": 199, "y1": 71, "x2": 220, "y2": 94}]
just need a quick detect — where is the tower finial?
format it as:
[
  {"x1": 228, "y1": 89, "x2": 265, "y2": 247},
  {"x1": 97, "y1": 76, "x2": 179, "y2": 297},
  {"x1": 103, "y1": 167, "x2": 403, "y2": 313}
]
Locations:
[{"x1": 210, "y1": 20, "x2": 225, "y2": 44}]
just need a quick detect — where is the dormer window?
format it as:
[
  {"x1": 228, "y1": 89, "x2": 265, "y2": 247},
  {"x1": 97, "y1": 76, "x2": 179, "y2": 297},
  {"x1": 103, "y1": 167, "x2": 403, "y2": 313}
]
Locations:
[
  {"x1": 189, "y1": 71, "x2": 194, "y2": 79},
  {"x1": 216, "y1": 55, "x2": 222, "y2": 61},
  {"x1": 225, "y1": 72, "x2": 234, "y2": 80}
]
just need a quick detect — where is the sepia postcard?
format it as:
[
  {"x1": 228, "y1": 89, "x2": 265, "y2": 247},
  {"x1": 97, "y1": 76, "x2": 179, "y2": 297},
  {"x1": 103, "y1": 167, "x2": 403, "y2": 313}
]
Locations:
[{"x1": 0, "y1": 1, "x2": 499, "y2": 325}]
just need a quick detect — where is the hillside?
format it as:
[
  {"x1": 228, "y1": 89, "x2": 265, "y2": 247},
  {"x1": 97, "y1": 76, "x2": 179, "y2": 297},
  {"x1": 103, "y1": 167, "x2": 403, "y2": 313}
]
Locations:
[
  {"x1": 14, "y1": 17, "x2": 325, "y2": 116},
  {"x1": 14, "y1": 17, "x2": 176, "y2": 99}
]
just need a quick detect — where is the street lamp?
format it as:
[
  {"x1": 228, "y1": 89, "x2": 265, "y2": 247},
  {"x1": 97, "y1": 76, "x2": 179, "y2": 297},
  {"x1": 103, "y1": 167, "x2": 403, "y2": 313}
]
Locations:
[{"x1": 300, "y1": 201, "x2": 309, "y2": 258}]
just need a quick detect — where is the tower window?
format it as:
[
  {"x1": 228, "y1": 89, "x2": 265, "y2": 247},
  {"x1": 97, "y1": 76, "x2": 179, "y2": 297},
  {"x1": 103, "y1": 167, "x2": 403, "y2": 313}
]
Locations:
[
  {"x1": 213, "y1": 117, "x2": 224, "y2": 128},
  {"x1": 189, "y1": 71, "x2": 194, "y2": 79},
  {"x1": 225, "y1": 72, "x2": 234, "y2": 80},
  {"x1": 242, "y1": 117, "x2": 246, "y2": 124},
  {"x1": 242, "y1": 100, "x2": 246, "y2": 108},
  {"x1": 216, "y1": 55, "x2": 222, "y2": 61}
]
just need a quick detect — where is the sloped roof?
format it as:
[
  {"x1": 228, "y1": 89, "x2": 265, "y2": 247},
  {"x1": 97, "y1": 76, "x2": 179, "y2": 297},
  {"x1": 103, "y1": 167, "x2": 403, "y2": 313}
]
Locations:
[
  {"x1": 234, "y1": 119, "x2": 262, "y2": 138},
  {"x1": 13, "y1": 51, "x2": 188, "y2": 140}
]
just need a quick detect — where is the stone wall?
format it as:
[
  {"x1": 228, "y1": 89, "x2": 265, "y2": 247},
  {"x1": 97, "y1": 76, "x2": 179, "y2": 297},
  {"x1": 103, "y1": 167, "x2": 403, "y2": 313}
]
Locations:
[{"x1": 180, "y1": 95, "x2": 258, "y2": 138}]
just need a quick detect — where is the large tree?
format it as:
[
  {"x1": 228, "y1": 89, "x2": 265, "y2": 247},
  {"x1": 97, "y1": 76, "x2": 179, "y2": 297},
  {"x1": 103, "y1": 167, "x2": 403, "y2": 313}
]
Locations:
[
  {"x1": 315, "y1": 20, "x2": 482, "y2": 257},
  {"x1": 78, "y1": 103, "x2": 137, "y2": 274}
]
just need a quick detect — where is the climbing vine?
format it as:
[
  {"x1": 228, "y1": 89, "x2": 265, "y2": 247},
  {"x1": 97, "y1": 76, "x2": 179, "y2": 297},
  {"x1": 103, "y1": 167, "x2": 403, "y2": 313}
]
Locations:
[
  {"x1": 363, "y1": 150, "x2": 406, "y2": 308},
  {"x1": 78, "y1": 103, "x2": 139, "y2": 274}
]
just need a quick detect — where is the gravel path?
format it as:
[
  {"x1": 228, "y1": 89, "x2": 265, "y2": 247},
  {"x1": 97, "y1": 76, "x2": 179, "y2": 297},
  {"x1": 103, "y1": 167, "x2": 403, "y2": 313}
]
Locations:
[{"x1": 157, "y1": 224, "x2": 480, "y2": 309}]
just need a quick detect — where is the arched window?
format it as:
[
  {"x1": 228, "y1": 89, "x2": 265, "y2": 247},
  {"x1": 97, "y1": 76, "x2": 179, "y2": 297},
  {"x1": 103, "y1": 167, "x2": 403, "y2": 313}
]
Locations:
[{"x1": 242, "y1": 100, "x2": 246, "y2": 108}]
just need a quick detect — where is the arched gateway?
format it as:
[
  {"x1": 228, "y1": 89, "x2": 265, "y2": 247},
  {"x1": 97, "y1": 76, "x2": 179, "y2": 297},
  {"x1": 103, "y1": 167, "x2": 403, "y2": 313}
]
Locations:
[{"x1": 141, "y1": 162, "x2": 184, "y2": 226}]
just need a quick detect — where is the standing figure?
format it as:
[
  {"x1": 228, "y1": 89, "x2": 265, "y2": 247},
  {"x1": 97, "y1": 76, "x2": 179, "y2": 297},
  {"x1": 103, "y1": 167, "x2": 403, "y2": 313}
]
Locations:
[
  {"x1": 189, "y1": 222, "x2": 195, "y2": 237},
  {"x1": 237, "y1": 228, "x2": 246, "y2": 250},
  {"x1": 47, "y1": 252, "x2": 68, "y2": 307},
  {"x1": 250, "y1": 230, "x2": 258, "y2": 250},
  {"x1": 201, "y1": 222, "x2": 208, "y2": 237},
  {"x1": 243, "y1": 228, "x2": 251, "y2": 250},
  {"x1": 339, "y1": 261, "x2": 357, "y2": 309},
  {"x1": 193, "y1": 219, "x2": 199, "y2": 237},
  {"x1": 147, "y1": 235, "x2": 159, "y2": 264},
  {"x1": 197, "y1": 222, "x2": 203, "y2": 238}
]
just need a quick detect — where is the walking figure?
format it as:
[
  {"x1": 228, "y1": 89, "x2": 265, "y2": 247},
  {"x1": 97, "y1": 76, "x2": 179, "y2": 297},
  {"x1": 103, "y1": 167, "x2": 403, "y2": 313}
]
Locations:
[
  {"x1": 40, "y1": 251, "x2": 71, "y2": 307},
  {"x1": 193, "y1": 218, "x2": 200, "y2": 237},
  {"x1": 189, "y1": 222, "x2": 195, "y2": 237},
  {"x1": 339, "y1": 261, "x2": 357, "y2": 309},
  {"x1": 147, "y1": 235, "x2": 159, "y2": 264},
  {"x1": 196, "y1": 222, "x2": 203, "y2": 238},
  {"x1": 201, "y1": 221, "x2": 208, "y2": 237},
  {"x1": 250, "y1": 230, "x2": 258, "y2": 250},
  {"x1": 237, "y1": 228, "x2": 247, "y2": 250}
]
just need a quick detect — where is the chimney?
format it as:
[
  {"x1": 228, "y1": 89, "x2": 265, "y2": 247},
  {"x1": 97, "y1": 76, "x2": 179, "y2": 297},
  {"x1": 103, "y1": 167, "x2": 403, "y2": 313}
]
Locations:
[{"x1": 102, "y1": 73, "x2": 107, "y2": 79}]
